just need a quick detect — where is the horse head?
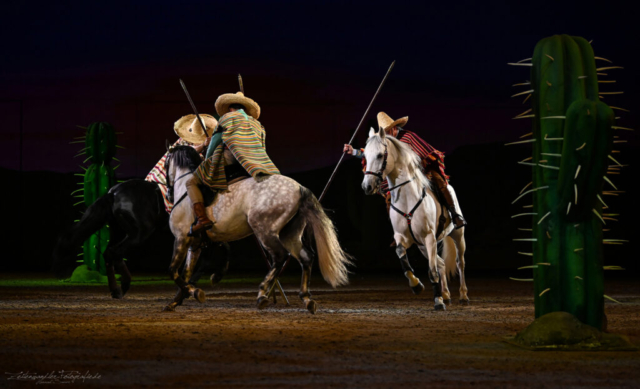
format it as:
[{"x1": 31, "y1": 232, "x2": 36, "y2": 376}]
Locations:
[
  {"x1": 165, "y1": 145, "x2": 202, "y2": 199},
  {"x1": 362, "y1": 127, "x2": 395, "y2": 195}
]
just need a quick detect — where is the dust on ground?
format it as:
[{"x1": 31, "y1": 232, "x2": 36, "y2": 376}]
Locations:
[{"x1": 0, "y1": 274, "x2": 638, "y2": 388}]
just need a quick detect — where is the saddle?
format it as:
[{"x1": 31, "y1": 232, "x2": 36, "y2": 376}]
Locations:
[{"x1": 200, "y1": 162, "x2": 250, "y2": 207}]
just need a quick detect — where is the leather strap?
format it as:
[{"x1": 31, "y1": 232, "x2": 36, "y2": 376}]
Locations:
[{"x1": 390, "y1": 187, "x2": 427, "y2": 246}]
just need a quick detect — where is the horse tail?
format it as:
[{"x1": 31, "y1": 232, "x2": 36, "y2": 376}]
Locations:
[
  {"x1": 52, "y1": 193, "x2": 114, "y2": 278},
  {"x1": 442, "y1": 235, "x2": 458, "y2": 280},
  {"x1": 298, "y1": 186, "x2": 353, "y2": 287}
]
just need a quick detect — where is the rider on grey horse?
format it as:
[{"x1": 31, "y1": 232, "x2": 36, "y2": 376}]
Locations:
[
  {"x1": 185, "y1": 91, "x2": 280, "y2": 235},
  {"x1": 344, "y1": 111, "x2": 467, "y2": 230}
]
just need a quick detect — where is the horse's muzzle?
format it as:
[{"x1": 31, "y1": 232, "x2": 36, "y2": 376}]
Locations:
[{"x1": 362, "y1": 177, "x2": 380, "y2": 196}]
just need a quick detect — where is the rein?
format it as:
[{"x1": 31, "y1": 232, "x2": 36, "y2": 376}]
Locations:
[
  {"x1": 166, "y1": 152, "x2": 195, "y2": 214},
  {"x1": 387, "y1": 177, "x2": 413, "y2": 192},
  {"x1": 364, "y1": 143, "x2": 388, "y2": 179}
]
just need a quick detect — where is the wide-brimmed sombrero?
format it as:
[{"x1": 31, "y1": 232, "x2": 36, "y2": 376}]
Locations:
[
  {"x1": 377, "y1": 111, "x2": 408, "y2": 131},
  {"x1": 215, "y1": 92, "x2": 261, "y2": 119},
  {"x1": 174, "y1": 114, "x2": 218, "y2": 144}
]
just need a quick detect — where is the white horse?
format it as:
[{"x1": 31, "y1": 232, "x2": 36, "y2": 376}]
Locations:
[
  {"x1": 163, "y1": 145, "x2": 352, "y2": 313},
  {"x1": 361, "y1": 127, "x2": 468, "y2": 310}
]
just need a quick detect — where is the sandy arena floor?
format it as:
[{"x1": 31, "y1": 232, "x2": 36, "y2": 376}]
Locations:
[{"x1": 0, "y1": 274, "x2": 638, "y2": 388}]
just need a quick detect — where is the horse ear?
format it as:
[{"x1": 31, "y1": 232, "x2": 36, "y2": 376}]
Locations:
[
  {"x1": 379, "y1": 126, "x2": 386, "y2": 138},
  {"x1": 369, "y1": 127, "x2": 377, "y2": 138},
  {"x1": 165, "y1": 139, "x2": 171, "y2": 152}
]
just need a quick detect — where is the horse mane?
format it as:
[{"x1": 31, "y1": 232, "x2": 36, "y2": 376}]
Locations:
[
  {"x1": 169, "y1": 145, "x2": 202, "y2": 170},
  {"x1": 368, "y1": 134, "x2": 432, "y2": 192}
]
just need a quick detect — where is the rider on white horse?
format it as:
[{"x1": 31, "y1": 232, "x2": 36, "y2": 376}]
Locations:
[
  {"x1": 344, "y1": 112, "x2": 466, "y2": 229},
  {"x1": 185, "y1": 92, "x2": 280, "y2": 235}
]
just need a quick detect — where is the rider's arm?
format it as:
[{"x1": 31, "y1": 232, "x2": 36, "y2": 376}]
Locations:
[
  {"x1": 343, "y1": 144, "x2": 364, "y2": 159},
  {"x1": 205, "y1": 126, "x2": 224, "y2": 159}
]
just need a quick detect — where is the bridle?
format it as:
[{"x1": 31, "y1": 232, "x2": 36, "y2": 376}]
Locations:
[
  {"x1": 165, "y1": 151, "x2": 195, "y2": 213},
  {"x1": 364, "y1": 142, "x2": 388, "y2": 180}
]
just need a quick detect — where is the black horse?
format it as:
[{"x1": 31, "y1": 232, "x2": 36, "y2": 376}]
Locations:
[{"x1": 53, "y1": 179, "x2": 230, "y2": 298}]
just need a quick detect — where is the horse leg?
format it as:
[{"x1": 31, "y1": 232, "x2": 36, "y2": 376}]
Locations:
[
  {"x1": 210, "y1": 242, "x2": 231, "y2": 286},
  {"x1": 184, "y1": 245, "x2": 206, "y2": 303},
  {"x1": 450, "y1": 228, "x2": 469, "y2": 304},
  {"x1": 103, "y1": 226, "x2": 148, "y2": 298},
  {"x1": 297, "y1": 247, "x2": 318, "y2": 314},
  {"x1": 102, "y1": 242, "x2": 123, "y2": 299},
  {"x1": 395, "y1": 244, "x2": 424, "y2": 295},
  {"x1": 280, "y1": 210, "x2": 318, "y2": 314},
  {"x1": 420, "y1": 232, "x2": 445, "y2": 311},
  {"x1": 104, "y1": 255, "x2": 121, "y2": 299},
  {"x1": 438, "y1": 253, "x2": 452, "y2": 304},
  {"x1": 255, "y1": 234, "x2": 289, "y2": 310},
  {"x1": 163, "y1": 238, "x2": 193, "y2": 312},
  {"x1": 113, "y1": 259, "x2": 131, "y2": 296}
]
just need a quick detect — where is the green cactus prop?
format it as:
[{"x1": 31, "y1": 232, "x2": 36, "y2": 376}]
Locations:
[
  {"x1": 510, "y1": 35, "x2": 626, "y2": 330},
  {"x1": 72, "y1": 122, "x2": 118, "y2": 277}
]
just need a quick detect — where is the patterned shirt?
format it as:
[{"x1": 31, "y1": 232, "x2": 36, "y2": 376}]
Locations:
[{"x1": 145, "y1": 138, "x2": 200, "y2": 213}]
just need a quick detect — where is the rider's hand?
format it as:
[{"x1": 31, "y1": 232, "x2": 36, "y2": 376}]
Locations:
[
  {"x1": 343, "y1": 144, "x2": 354, "y2": 154},
  {"x1": 204, "y1": 137, "x2": 211, "y2": 146}
]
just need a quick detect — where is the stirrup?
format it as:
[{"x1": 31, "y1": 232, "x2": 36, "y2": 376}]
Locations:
[
  {"x1": 448, "y1": 208, "x2": 466, "y2": 230},
  {"x1": 188, "y1": 219, "x2": 213, "y2": 237},
  {"x1": 453, "y1": 215, "x2": 467, "y2": 230}
]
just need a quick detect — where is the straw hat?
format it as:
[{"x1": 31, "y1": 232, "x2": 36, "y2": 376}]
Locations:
[
  {"x1": 215, "y1": 92, "x2": 261, "y2": 119},
  {"x1": 174, "y1": 114, "x2": 218, "y2": 145},
  {"x1": 377, "y1": 112, "x2": 408, "y2": 131}
]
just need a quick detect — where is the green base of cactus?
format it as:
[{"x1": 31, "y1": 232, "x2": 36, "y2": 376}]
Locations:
[
  {"x1": 69, "y1": 265, "x2": 120, "y2": 284},
  {"x1": 506, "y1": 312, "x2": 636, "y2": 351}
]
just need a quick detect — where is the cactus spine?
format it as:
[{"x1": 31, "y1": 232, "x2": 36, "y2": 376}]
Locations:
[
  {"x1": 74, "y1": 122, "x2": 118, "y2": 276},
  {"x1": 514, "y1": 35, "x2": 620, "y2": 330}
]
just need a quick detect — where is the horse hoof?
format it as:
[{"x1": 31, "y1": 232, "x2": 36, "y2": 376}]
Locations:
[
  {"x1": 121, "y1": 281, "x2": 131, "y2": 296},
  {"x1": 443, "y1": 299, "x2": 452, "y2": 305},
  {"x1": 162, "y1": 305, "x2": 175, "y2": 312},
  {"x1": 194, "y1": 288, "x2": 206, "y2": 304},
  {"x1": 459, "y1": 298, "x2": 470, "y2": 305},
  {"x1": 434, "y1": 304, "x2": 446, "y2": 311},
  {"x1": 306, "y1": 300, "x2": 318, "y2": 314},
  {"x1": 411, "y1": 282, "x2": 425, "y2": 295},
  {"x1": 210, "y1": 273, "x2": 221, "y2": 286},
  {"x1": 257, "y1": 296, "x2": 270, "y2": 310},
  {"x1": 111, "y1": 288, "x2": 123, "y2": 299}
]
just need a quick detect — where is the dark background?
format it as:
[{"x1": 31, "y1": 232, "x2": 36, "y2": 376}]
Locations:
[{"x1": 0, "y1": 0, "x2": 638, "y2": 276}]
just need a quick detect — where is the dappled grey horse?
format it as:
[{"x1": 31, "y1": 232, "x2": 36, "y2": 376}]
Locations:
[{"x1": 163, "y1": 145, "x2": 352, "y2": 313}]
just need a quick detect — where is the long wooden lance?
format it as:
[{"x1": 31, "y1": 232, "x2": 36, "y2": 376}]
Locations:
[
  {"x1": 238, "y1": 74, "x2": 245, "y2": 94},
  {"x1": 318, "y1": 60, "x2": 396, "y2": 203},
  {"x1": 275, "y1": 61, "x2": 396, "y2": 283},
  {"x1": 179, "y1": 79, "x2": 210, "y2": 138}
]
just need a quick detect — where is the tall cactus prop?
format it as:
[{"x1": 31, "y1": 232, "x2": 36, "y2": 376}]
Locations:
[
  {"x1": 509, "y1": 35, "x2": 626, "y2": 330},
  {"x1": 72, "y1": 122, "x2": 119, "y2": 276}
]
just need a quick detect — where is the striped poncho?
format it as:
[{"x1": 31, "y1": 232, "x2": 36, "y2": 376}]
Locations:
[{"x1": 195, "y1": 110, "x2": 280, "y2": 190}]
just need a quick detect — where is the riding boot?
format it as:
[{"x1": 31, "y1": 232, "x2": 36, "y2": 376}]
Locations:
[
  {"x1": 190, "y1": 202, "x2": 213, "y2": 236},
  {"x1": 431, "y1": 171, "x2": 467, "y2": 230},
  {"x1": 185, "y1": 175, "x2": 214, "y2": 236}
]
